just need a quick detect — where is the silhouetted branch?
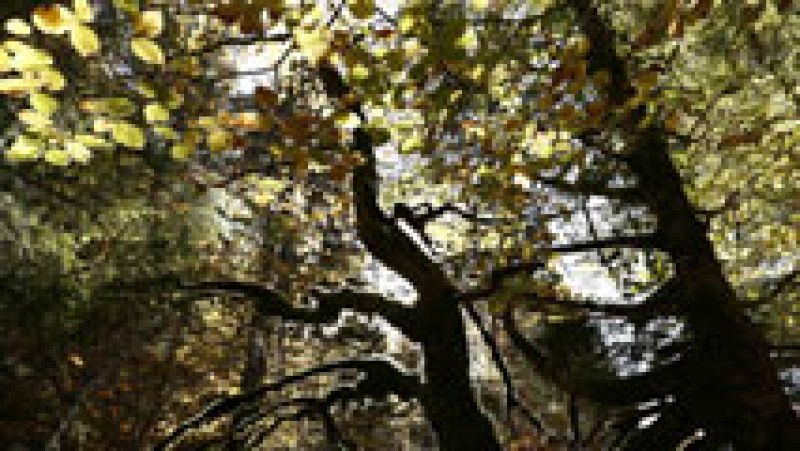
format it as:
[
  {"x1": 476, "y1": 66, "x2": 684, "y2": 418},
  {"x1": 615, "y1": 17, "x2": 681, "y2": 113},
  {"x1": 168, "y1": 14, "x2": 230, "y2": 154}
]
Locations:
[
  {"x1": 157, "y1": 358, "x2": 418, "y2": 450},
  {"x1": 180, "y1": 281, "x2": 420, "y2": 338},
  {"x1": 696, "y1": 192, "x2": 738, "y2": 222},
  {"x1": 462, "y1": 234, "x2": 660, "y2": 300},
  {"x1": 762, "y1": 269, "x2": 799, "y2": 303},
  {"x1": 317, "y1": 64, "x2": 451, "y2": 298},
  {"x1": 463, "y1": 303, "x2": 545, "y2": 433},
  {"x1": 190, "y1": 34, "x2": 293, "y2": 56},
  {"x1": 569, "y1": 394, "x2": 581, "y2": 447},
  {"x1": 503, "y1": 309, "x2": 683, "y2": 405},
  {"x1": 537, "y1": 176, "x2": 641, "y2": 202}
]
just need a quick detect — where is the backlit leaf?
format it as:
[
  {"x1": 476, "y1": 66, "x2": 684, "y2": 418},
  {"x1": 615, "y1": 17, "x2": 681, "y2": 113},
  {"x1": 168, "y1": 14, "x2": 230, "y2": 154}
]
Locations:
[
  {"x1": 66, "y1": 140, "x2": 91, "y2": 163},
  {"x1": 3, "y1": 41, "x2": 53, "y2": 70},
  {"x1": 144, "y1": 103, "x2": 169, "y2": 123},
  {"x1": 110, "y1": 121, "x2": 146, "y2": 149},
  {"x1": 113, "y1": 0, "x2": 140, "y2": 14},
  {"x1": 32, "y1": 5, "x2": 74, "y2": 35},
  {"x1": 73, "y1": 0, "x2": 94, "y2": 23},
  {"x1": 131, "y1": 38, "x2": 164, "y2": 65},
  {"x1": 5, "y1": 19, "x2": 32, "y2": 36},
  {"x1": 136, "y1": 10, "x2": 163, "y2": 37},
  {"x1": 43, "y1": 148, "x2": 70, "y2": 166},
  {"x1": 6, "y1": 135, "x2": 41, "y2": 161},
  {"x1": 74, "y1": 133, "x2": 112, "y2": 149},
  {"x1": 70, "y1": 24, "x2": 100, "y2": 56},
  {"x1": 29, "y1": 92, "x2": 59, "y2": 115},
  {"x1": 294, "y1": 28, "x2": 330, "y2": 63},
  {"x1": 207, "y1": 128, "x2": 232, "y2": 152},
  {"x1": 18, "y1": 109, "x2": 53, "y2": 129},
  {"x1": 0, "y1": 77, "x2": 38, "y2": 93},
  {"x1": 80, "y1": 98, "x2": 136, "y2": 117},
  {"x1": 36, "y1": 68, "x2": 66, "y2": 91},
  {"x1": 170, "y1": 143, "x2": 192, "y2": 160}
]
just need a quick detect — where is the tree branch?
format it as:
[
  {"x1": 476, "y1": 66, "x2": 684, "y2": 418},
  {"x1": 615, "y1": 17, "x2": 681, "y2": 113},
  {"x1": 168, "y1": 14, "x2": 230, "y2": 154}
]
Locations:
[
  {"x1": 180, "y1": 281, "x2": 420, "y2": 339},
  {"x1": 317, "y1": 64, "x2": 452, "y2": 298},
  {"x1": 462, "y1": 234, "x2": 660, "y2": 300},
  {"x1": 157, "y1": 357, "x2": 419, "y2": 450},
  {"x1": 189, "y1": 34, "x2": 293, "y2": 56},
  {"x1": 761, "y1": 269, "x2": 799, "y2": 304},
  {"x1": 502, "y1": 309, "x2": 683, "y2": 405},
  {"x1": 463, "y1": 303, "x2": 545, "y2": 433},
  {"x1": 537, "y1": 176, "x2": 641, "y2": 203}
]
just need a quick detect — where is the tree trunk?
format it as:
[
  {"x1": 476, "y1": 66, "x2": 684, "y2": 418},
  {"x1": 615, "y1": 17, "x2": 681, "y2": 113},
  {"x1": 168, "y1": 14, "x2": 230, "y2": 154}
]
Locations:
[
  {"x1": 629, "y1": 129, "x2": 800, "y2": 449},
  {"x1": 418, "y1": 289, "x2": 501, "y2": 451}
]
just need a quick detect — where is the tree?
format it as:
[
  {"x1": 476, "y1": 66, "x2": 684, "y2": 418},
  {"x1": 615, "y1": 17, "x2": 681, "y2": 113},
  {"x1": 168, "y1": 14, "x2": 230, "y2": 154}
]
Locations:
[{"x1": 1, "y1": 0, "x2": 797, "y2": 449}]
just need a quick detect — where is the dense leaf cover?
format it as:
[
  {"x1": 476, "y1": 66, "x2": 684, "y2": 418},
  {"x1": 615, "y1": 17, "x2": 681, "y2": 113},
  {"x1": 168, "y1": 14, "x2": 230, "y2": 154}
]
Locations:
[{"x1": 0, "y1": 0, "x2": 797, "y2": 449}]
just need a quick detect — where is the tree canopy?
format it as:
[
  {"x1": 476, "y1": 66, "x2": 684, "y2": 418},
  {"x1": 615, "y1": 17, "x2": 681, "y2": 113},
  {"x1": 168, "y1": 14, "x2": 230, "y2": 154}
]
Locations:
[{"x1": 0, "y1": 0, "x2": 797, "y2": 449}]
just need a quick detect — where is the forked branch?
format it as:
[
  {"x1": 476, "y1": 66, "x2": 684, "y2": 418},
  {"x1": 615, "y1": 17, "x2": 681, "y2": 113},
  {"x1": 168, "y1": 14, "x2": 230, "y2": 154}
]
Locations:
[{"x1": 157, "y1": 358, "x2": 419, "y2": 450}]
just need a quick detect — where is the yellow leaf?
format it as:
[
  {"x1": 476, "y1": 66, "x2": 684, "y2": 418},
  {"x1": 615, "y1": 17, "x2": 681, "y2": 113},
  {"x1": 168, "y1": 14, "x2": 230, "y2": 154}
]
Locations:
[
  {"x1": 350, "y1": 64, "x2": 369, "y2": 80},
  {"x1": 32, "y1": 5, "x2": 74, "y2": 35},
  {"x1": 29, "y1": 91, "x2": 59, "y2": 115},
  {"x1": 153, "y1": 126, "x2": 177, "y2": 140},
  {"x1": 470, "y1": 0, "x2": 490, "y2": 10},
  {"x1": 113, "y1": 0, "x2": 140, "y2": 14},
  {"x1": 73, "y1": 0, "x2": 94, "y2": 23},
  {"x1": 66, "y1": 140, "x2": 91, "y2": 163},
  {"x1": 18, "y1": 109, "x2": 52, "y2": 129},
  {"x1": 44, "y1": 147, "x2": 70, "y2": 166},
  {"x1": 6, "y1": 135, "x2": 41, "y2": 161},
  {"x1": 36, "y1": 68, "x2": 66, "y2": 91},
  {"x1": 144, "y1": 102, "x2": 169, "y2": 123},
  {"x1": 131, "y1": 38, "x2": 164, "y2": 65},
  {"x1": 136, "y1": 10, "x2": 163, "y2": 37},
  {"x1": 251, "y1": 177, "x2": 288, "y2": 205},
  {"x1": 170, "y1": 143, "x2": 192, "y2": 160},
  {"x1": 167, "y1": 91, "x2": 184, "y2": 109},
  {"x1": 68, "y1": 353, "x2": 85, "y2": 367},
  {"x1": 110, "y1": 121, "x2": 146, "y2": 149},
  {"x1": 399, "y1": 14, "x2": 416, "y2": 33},
  {"x1": 93, "y1": 117, "x2": 112, "y2": 133},
  {"x1": 457, "y1": 28, "x2": 479, "y2": 51},
  {"x1": 0, "y1": 48, "x2": 10, "y2": 72},
  {"x1": 74, "y1": 133, "x2": 111, "y2": 149},
  {"x1": 0, "y1": 77, "x2": 38, "y2": 93},
  {"x1": 5, "y1": 19, "x2": 32, "y2": 36},
  {"x1": 207, "y1": 128, "x2": 232, "y2": 152},
  {"x1": 294, "y1": 28, "x2": 330, "y2": 63},
  {"x1": 3, "y1": 41, "x2": 53, "y2": 70},
  {"x1": 80, "y1": 97, "x2": 135, "y2": 117},
  {"x1": 70, "y1": 24, "x2": 100, "y2": 56}
]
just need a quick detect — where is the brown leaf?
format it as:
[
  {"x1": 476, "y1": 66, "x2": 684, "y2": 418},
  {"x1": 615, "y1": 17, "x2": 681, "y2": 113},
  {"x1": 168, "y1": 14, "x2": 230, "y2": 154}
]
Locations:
[{"x1": 719, "y1": 131, "x2": 761, "y2": 148}]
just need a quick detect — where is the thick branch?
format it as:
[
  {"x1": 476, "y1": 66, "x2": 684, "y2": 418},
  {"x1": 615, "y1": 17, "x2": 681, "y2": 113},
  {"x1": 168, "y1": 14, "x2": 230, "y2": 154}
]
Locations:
[
  {"x1": 350, "y1": 129, "x2": 451, "y2": 297},
  {"x1": 567, "y1": 0, "x2": 631, "y2": 107},
  {"x1": 502, "y1": 309, "x2": 683, "y2": 405},
  {"x1": 316, "y1": 64, "x2": 453, "y2": 297},
  {"x1": 181, "y1": 281, "x2": 419, "y2": 339},
  {"x1": 463, "y1": 234, "x2": 660, "y2": 300}
]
